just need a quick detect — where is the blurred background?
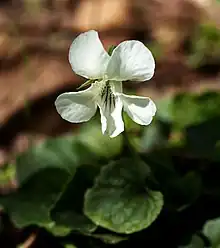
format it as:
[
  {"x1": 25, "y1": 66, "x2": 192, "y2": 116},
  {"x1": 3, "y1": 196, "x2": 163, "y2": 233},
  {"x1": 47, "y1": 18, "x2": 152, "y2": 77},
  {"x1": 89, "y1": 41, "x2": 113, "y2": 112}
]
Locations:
[{"x1": 0, "y1": 0, "x2": 219, "y2": 165}]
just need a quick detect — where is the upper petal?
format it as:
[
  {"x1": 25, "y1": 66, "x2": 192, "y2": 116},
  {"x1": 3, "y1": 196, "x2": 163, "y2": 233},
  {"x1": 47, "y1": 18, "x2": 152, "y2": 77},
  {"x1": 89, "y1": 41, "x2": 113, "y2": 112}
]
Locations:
[
  {"x1": 120, "y1": 93, "x2": 156, "y2": 125},
  {"x1": 106, "y1": 40, "x2": 155, "y2": 82},
  {"x1": 55, "y1": 84, "x2": 98, "y2": 123},
  {"x1": 69, "y1": 30, "x2": 110, "y2": 79}
]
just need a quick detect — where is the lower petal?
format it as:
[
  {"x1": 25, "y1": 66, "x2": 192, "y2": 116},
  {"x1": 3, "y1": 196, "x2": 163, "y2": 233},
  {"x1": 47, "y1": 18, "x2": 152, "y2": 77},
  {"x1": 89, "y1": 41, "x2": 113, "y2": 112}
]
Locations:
[
  {"x1": 55, "y1": 84, "x2": 97, "y2": 123},
  {"x1": 98, "y1": 95, "x2": 124, "y2": 138},
  {"x1": 120, "y1": 93, "x2": 156, "y2": 125}
]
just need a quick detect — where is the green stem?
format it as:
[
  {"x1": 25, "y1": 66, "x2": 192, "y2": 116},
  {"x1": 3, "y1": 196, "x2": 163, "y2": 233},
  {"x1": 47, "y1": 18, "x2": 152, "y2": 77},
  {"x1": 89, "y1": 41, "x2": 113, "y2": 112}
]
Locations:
[
  {"x1": 122, "y1": 122, "x2": 153, "y2": 185},
  {"x1": 122, "y1": 116, "x2": 140, "y2": 161}
]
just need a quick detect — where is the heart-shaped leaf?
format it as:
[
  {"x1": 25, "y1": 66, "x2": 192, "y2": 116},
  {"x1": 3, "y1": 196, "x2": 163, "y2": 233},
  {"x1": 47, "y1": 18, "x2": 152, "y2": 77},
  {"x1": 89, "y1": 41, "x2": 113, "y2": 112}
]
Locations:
[{"x1": 84, "y1": 158, "x2": 163, "y2": 234}]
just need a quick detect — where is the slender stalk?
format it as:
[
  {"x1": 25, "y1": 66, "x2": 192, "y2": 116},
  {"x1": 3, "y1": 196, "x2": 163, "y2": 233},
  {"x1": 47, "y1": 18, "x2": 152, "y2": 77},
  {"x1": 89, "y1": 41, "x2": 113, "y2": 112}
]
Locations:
[{"x1": 121, "y1": 115, "x2": 140, "y2": 160}]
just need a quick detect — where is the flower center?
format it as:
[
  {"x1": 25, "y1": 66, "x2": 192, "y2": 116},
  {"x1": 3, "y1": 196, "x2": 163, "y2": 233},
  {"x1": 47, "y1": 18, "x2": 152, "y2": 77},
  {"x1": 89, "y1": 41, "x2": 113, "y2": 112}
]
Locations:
[{"x1": 100, "y1": 81, "x2": 115, "y2": 113}]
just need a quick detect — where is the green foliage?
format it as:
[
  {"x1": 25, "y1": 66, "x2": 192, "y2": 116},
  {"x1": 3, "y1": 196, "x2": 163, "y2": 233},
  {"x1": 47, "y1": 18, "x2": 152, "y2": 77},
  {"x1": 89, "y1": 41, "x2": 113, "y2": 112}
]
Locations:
[
  {"x1": 156, "y1": 91, "x2": 220, "y2": 128},
  {"x1": 0, "y1": 168, "x2": 69, "y2": 227},
  {"x1": 65, "y1": 245, "x2": 77, "y2": 248},
  {"x1": 0, "y1": 135, "x2": 93, "y2": 228},
  {"x1": 180, "y1": 235, "x2": 205, "y2": 248},
  {"x1": 50, "y1": 164, "x2": 98, "y2": 235},
  {"x1": 84, "y1": 158, "x2": 163, "y2": 234},
  {"x1": 203, "y1": 218, "x2": 220, "y2": 247},
  {"x1": 187, "y1": 22, "x2": 220, "y2": 68},
  {"x1": 0, "y1": 163, "x2": 16, "y2": 186},
  {"x1": 2, "y1": 91, "x2": 220, "y2": 247}
]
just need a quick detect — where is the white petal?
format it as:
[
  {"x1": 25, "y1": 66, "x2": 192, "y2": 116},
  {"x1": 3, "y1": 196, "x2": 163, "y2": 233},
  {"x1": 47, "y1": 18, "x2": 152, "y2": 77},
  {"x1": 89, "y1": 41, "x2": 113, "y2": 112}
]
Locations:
[
  {"x1": 110, "y1": 80, "x2": 123, "y2": 94},
  {"x1": 107, "y1": 40, "x2": 155, "y2": 82},
  {"x1": 55, "y1": 84, "x2": 98, "y2": 123},
  {"x1": 69, "y1": 30, "x2": 110, "y2": 79},
  {"x1": 120, "y1": 94, "x2": 156, "y2": 125},
  {"x1": 97, "y1": 84, "x2": 124, "y2": 137}
]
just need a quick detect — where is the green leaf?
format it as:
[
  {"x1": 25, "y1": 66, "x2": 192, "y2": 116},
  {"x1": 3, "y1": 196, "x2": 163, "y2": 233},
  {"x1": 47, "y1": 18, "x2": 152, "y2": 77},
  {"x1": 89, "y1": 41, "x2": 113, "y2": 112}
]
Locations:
[
  {"x1": 171, "y1": 171, "x2": 202, "y2": 210},
  {"x1": 65, "y1": 245, "x2": 77, "y2": 248},
  {"x1": 156, "y1": 92, "x2": 220, "y2": 128},
  {"x1": 0, "y1": 135, "x2": 96, "y2": 228},
  {"x1": 47, "y1": 224, "x2": 72, "y2": 237},
  {"x1": 180, "y1": 235, "x2": 205, "y2": 248},
  {"x1": 203, "y1": 218, "x2": 220, "y2": 247},
  {"x1": 0, "y1": 168, "x2": 69, "y2": 227},
  {"x1": 143, "y1": 151, "x2": 202, "y2": 210},
  {"x1": 172, "y1": 92, "x2": 220, "y2": 128},
  {"x1": 16, "y1": 135, "x2": 94, "y2": 184},
  {"x1": 0, "y1": 163, "x2": 16, "y2": 185},
  {"x1": 89, "y1": 233, "x2": 127, "y2": 244},
  {"x1": 84, "y1": 158, "x2": 163, "y2": 234},
  {"x1": 50, "y1": 164, "x2": 98, "y2": 236},
  {"x1": 187, "y1": 22, "x2": 220, "y2": 68},
  {"x1": 185, "y1": 116, "x2": 220, "y2": 158},
  {"x1": 50, "y1": 211, "x2": 96, "y2": 236}
]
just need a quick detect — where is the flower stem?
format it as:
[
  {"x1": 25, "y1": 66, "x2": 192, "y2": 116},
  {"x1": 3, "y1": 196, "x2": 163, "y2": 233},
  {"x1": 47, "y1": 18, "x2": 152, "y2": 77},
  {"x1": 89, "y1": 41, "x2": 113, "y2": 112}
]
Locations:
[{"x1": 122, "y1": 117, "x2": 140, "y2": 160}]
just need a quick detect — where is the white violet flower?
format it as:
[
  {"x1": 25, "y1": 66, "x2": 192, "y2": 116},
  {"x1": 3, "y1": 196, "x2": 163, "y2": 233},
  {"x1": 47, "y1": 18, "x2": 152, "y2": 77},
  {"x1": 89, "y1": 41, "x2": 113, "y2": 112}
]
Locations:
[{"x1": 55, "y1": 30, "x2": 156, "y2": 138}]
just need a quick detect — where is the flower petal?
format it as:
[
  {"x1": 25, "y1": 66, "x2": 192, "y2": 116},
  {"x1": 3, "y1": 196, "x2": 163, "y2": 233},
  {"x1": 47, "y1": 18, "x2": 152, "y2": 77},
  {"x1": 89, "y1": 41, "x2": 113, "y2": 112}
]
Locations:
[
  {"x1": 110, "y1": 80, "x2": 123, "y2": 94},
  {"x1": 55, "y1": 84, "x2": 98, "y2": 123},
  {"x1": 97, "y1": 83, "x2": 124, "y2": 137},
  {"x1": 120, "y1": 94, "x2": 156, "y2": 125},
  {"x1": 107, "y1": 40, "x2": 155, "y2": 82},
  {"x1": 69, "y1": 30, "x2": 110, "y2": 79}
]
